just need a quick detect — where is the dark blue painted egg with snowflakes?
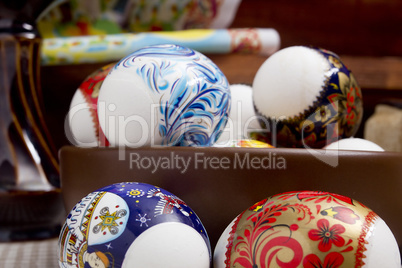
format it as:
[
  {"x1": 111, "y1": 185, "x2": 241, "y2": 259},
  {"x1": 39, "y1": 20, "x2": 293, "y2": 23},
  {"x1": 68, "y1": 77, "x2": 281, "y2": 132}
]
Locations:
[
  {"x1": 58, "y1": 182, "x2": 211, "y2": 267},
  {"x1": 97, "y1": 44, "x2": 231, "y2": 147}
]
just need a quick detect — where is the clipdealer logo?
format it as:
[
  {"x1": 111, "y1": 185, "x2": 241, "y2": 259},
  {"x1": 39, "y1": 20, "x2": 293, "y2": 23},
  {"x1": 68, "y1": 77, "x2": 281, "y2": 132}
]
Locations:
[{"x1": 129, "y1": 151, "x2": 286, "y2": 174}]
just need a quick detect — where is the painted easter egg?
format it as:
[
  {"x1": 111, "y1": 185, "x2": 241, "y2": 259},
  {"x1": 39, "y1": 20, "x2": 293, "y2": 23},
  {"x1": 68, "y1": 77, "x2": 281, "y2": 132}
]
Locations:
[
  {"x1": 97, "y1": 44, "x2": 231, "y2": 147},
  {"x1": 234, "y1": 139, "x2": 275, "y2": 148},
  {"x1": 67, "y1": 63, "x2": 114, "y2": 147},
  {"x1": 58, "y1": 182, "x2": 211, "y2": 268},
  {"x1": 253, "y1": 46, "x2": 363, "y2": 149},
  {"x1": 214, "y1": 139, "x2": 274, "y2": 148},
  {"x1": 214, "y1": 191, "x2": 400, "y2": 268},
  {"x1": 216, "y1": 84, "x2": 261, "y2": 146}
]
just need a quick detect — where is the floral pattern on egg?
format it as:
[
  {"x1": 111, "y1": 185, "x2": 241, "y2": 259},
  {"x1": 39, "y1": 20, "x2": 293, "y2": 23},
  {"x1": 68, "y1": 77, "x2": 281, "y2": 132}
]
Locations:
[
  {"x1": 99, "y1": 44, "x2": 231, "y2": 147},
  {"x1": 253, "y1": 47, "x2": 363, "y2": 149},
  {"x1": 215, "y1": 191, "x2": 400, "y2": 268}
]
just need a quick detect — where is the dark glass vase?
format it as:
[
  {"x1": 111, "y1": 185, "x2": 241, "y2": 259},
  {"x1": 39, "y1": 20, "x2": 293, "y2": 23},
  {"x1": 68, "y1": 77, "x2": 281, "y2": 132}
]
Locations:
[{"x1": 0, "y1": 1, "x2": 65, "y2": 241}]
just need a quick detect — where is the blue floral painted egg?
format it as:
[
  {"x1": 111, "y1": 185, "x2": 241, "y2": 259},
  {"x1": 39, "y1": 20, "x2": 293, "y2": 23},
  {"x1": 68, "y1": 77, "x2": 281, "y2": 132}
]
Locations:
[
  {"x1": 253, "y1": 46, "x2": 363, "y2": 149},
  {"x1": 97, "y1": 44, "x2": 231, "y2": 147},
  {"x1": 58, "y1": 182, "x2": 211, "y2": 268}
]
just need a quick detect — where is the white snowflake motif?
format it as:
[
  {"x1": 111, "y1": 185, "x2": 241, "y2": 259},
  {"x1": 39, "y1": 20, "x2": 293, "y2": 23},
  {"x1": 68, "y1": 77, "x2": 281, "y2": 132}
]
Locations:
[
  {"x1": 136, "y1": 214, "x2": 151, "y2": 227},
  {"x1": 126, "y1": 188, "x2": 145, "y2": 198}
]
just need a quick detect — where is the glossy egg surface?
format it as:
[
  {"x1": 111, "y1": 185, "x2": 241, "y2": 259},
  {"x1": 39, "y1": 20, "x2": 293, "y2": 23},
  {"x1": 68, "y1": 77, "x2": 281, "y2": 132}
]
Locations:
[
  {"x1": 58, "y1": 182, "x2": 211, "y2": 268},
  {"x1": 68, "y1": 63, "x2": 114, "y2": 147},
  {"x1": 253, "y1": 46, "x2": 363, "y2": 148},
  {"x1": 214, "y1": 191, "x2": 400, "y2": 268},
  {"x1": 324, "y1": 137, "x2": 385, "y2": 152},
  {"x1": 97, "y1": 44, "x2": 231, "y2": 147},
  {"x1": 216, "y1": 84, "x2": 260, "y2": 145}
]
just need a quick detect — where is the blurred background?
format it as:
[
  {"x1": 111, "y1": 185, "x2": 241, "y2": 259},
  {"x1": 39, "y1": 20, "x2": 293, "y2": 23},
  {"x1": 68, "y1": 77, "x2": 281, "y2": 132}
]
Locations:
[{"x1": 37, "y1": 0, "x2": 402, "y2": 150}]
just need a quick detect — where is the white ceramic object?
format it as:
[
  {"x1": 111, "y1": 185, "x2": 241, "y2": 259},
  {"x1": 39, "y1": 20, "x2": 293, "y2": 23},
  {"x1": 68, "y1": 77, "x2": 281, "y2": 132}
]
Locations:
[
  {"x1": 67, "y1": 89, "x2": 98, "y2": 147},
  {"x1": 325, "y1": 137, "x2": 385, "y2": 151},
  {"x1": 97, "y1": 44, "x2": 230, "y2": 147},
  {"x1": 214, "y1": 191, "x2": 400, "y2": 268},
  {"x1": 215, "y1": 84, "x2": 261, "y2": 146},
  {"x1": 209, "y1": 0, "x2": 243, "y2": 29},
  {"x1": 122, "y1": 222, "x2": 210, "y2": 268},
  {"x1": 254, "y1": 46, "x2": 329, "y2": 119}
]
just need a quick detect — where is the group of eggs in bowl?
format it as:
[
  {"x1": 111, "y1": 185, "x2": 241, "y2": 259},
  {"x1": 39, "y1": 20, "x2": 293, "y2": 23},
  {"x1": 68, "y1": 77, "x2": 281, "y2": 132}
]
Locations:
[{"x1": 60, "y1": 44, "x2": 398, "y2": 267}]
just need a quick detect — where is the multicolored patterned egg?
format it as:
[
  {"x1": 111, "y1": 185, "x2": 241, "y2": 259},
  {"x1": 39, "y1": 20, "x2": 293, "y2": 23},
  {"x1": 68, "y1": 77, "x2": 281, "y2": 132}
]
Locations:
[
  {"x1": 214, "y1": 139, "x2": 275, "y2": 148},
  {"x1": 214, "y1": 191, "x2": 400, "y2": 268},
  {"x1": 67, "y1": 63, "x2": 114, "y2": 147},
  {"x1": 97, "y1": 44, "x2": 231, "y2": 147},
  {"x1": 58, "y1": 182, "x2": 211, "y2": 268},
  {"x1": 253, "y1": 46, "x2": 363, "y2": 148}
]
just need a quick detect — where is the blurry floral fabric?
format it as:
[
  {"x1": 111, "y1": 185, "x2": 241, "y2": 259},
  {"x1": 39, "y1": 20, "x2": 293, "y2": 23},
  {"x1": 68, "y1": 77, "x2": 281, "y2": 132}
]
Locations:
[{"x1": 38, "y1": 0, "x2": 241, "y2": 37}]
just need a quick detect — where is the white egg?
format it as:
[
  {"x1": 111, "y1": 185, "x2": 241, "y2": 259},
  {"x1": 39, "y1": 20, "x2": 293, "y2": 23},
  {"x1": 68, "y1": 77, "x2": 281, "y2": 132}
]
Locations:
[
  {"x1": 215, "y1": 84, "x2": 261, "y2": 146},
  {"x1": 363, "y1": 218, "x2": 401, "y2": 268},
  {"x1": 213, "y1": 218, "x2": 236, "y2": 267},
  {"x1": 98, "y1": 71, "x2": 155, "y2": 147},
  {"x1": 253, "y1": 46, "x2": 329, "y2": 119},
  {"x1": 122, "y1": 222, "x2": 210, "y2": 268},
  {"x1": 67, "y1": 89, "x2": 98, "y2": 147},
  {"x1": 67, "y1": 63, "x2": 113, "y2": 147},
  {"x1": 324, "y1": 138, "x2": 385, "y2": 151}
]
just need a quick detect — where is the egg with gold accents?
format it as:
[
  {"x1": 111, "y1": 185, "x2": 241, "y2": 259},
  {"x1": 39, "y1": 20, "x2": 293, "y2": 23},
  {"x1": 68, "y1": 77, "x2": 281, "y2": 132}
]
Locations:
[
  {"x1": 214, "y1": 191, "x2": 400, "y2": 268},
  {"x1": 253, "y1": 46, "x2": 363, "y2": 148}
]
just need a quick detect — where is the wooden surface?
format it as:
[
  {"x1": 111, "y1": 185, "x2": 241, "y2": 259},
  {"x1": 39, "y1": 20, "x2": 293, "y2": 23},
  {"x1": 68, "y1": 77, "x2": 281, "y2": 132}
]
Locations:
[
  {"x1": 231, "y1": 0, "x2": 402, "y2": 57},
  {"x1": 341, "y1": 56, "x2": 402, "y2": 90},
  {"x1": 210, "y1": 54, "x2": 402, "y2": 90},
  {"x1": 40, "y1": 54, "x2": 402, "y2": 91},
  {"x1": 60, "y1": 147, "x2": 402, "y2": 253}
]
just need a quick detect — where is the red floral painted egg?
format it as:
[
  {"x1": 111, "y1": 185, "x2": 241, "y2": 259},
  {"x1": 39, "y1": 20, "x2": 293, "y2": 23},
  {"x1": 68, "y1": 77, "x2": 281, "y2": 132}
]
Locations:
[
  {"x1": 214, "y1": 191, "x2": 400, "y2": 268},
  {"x1": 67, "y1": 63, "x2": 114, "y2": 147}
]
